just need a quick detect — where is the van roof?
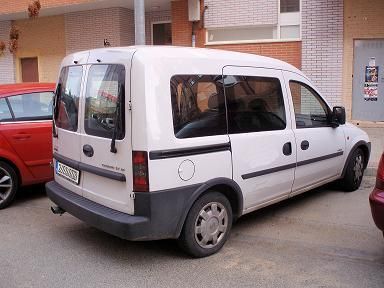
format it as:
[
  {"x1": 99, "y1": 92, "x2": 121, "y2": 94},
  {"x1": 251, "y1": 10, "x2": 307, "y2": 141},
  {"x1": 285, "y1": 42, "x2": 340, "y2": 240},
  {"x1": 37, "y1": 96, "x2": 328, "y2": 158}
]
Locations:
[{"x1": 67, "y1": 46, "x2": 304, "y2": 76}]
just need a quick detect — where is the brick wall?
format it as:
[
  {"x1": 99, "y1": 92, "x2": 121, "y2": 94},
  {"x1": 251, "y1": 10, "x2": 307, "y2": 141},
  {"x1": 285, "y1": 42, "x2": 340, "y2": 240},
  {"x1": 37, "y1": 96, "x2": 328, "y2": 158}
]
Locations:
[
  {"x1": 208, "y1": 42, "x2": 302, "y2": 69},
  {"x1": 171, "y1": 0, "x2": 192, "y2": 47},
  {"x1": 65, "y1": 7, "x2": 134, "y2": 54},
  {"x1": 343, "y1": 0, "x2": 384, "y2": 122},
  {"x1": 302, "y1": 0, "x2": 343, "y2": 107},
  {"x1": 14, "y1": 15, "x2": 66, "y2": 82},
  {"x1": 204, "y1": 0, "x2": 278, "y2": 28},
  {"x1": 119, "y1": 8, "x2": 135, "y2": 47},
  {"x1": 0, "y1": 21, "x2": 15, "y2": 84}
]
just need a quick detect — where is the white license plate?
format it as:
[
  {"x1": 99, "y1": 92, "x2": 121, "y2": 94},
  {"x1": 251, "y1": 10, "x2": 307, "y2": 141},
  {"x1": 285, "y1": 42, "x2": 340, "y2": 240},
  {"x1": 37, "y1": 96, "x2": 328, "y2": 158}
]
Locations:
[{"x1": 56, "y1": 161, "x2": 80, "y2": 184}]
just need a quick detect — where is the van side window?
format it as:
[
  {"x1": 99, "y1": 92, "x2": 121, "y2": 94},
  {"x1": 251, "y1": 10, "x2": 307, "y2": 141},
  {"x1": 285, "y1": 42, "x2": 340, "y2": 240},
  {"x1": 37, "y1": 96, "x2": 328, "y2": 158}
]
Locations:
[
  {"x1": 8, "y1": 92, "x2": 54, "y2": 121},
  {"x1": 171, "y1": 75, "x2": 227, "y2": 138},
  {"x1": 55, "y1": 66, "x2": 82, "y2": 132},
  {"x1": 224, "y1": 76, "x2": 286, "y2": 133},
  {"x1": 84, "y1": 64, "x2": 125, "y2": 139},
  {"x1": 289, "y1": 81, "x2": 331, "y2": 128}
]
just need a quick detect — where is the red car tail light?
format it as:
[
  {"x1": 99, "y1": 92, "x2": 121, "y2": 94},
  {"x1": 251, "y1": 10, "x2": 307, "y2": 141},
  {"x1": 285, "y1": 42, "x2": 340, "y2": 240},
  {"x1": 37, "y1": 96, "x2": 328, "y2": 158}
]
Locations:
[
  {"x1": 376, "y1": 153, "x2": 384, "y2": 190},
  {"x1": 132, "y1": 151, "x2": 149, "y2": 192}
]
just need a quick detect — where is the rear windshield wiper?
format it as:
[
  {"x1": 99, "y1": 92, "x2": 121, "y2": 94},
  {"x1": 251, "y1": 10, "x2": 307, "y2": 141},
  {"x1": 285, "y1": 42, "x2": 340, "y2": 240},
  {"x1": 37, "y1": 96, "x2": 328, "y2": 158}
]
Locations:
[{"x1": 110, "y1": 83, "x2": 124, "y2": 153}]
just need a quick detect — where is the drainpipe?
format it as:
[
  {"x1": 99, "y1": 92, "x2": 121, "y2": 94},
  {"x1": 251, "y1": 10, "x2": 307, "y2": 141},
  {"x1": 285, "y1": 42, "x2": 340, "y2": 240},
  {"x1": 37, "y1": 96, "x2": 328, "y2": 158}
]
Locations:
[{"x1": 134, "y1": 0, "x2": 146, "y2": 45}]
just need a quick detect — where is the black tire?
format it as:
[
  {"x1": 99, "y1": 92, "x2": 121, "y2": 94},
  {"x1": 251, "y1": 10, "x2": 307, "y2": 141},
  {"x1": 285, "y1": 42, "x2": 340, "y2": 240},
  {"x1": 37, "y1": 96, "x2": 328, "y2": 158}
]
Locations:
[
  {"x1": 340, "y1": 148, "x2": 365, "y2": 192},
  {"x1": 0, "y1": 161, "x2": 18, "y2": 209},
  {"x1": 178, "y1": 191, "x2": 232, "y2": 258}
]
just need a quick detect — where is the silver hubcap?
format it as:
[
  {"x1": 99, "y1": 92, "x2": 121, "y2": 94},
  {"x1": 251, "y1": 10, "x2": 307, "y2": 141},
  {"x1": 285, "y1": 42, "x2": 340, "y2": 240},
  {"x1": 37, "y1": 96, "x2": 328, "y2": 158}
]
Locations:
[
  {"x1": 0, "y1": 167, "x2": 12, "y2": 203},
  {"x1": 353, "y1": 154, "x2": 363, "y2": 184},
  {"x1": 194, "y1": 202, "x2": 228, "y2": 249}
]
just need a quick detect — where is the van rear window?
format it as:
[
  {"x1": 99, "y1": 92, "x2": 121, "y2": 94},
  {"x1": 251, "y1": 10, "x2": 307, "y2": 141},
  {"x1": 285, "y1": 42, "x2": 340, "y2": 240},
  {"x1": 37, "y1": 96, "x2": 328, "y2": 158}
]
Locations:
[
  {"x1": 170, "y1": 75, "x2": 227, "y2": 139},
  {"x1": 55, "y1": 66, "x2": 82, "y2": 132},
  {"x1": 84, "y1": 64, "x2": 125, "y2": 139}
]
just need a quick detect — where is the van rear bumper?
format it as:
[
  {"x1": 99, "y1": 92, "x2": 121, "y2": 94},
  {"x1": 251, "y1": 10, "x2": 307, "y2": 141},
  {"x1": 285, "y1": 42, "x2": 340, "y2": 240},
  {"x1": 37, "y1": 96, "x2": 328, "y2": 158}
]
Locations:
[
  {"x1": 46, "y1": 181, "x2": 152, "y2": 241},
  {"x1": 46, "y1": 180, "x2": 204, "y2": 241},
  {"x1": 46, "y1": 178, "x2": 242, "y2": 241}
]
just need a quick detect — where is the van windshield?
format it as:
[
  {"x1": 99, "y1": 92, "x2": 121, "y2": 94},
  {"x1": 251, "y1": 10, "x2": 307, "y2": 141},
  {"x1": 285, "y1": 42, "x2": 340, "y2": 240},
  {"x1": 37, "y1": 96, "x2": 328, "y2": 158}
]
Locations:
[{"x1": 54, "y1": 66, "x2": 82, "y2": 132}]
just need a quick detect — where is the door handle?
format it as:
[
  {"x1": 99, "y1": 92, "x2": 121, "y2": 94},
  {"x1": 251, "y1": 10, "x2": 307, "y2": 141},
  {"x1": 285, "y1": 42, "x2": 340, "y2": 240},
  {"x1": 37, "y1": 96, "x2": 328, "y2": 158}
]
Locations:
[
  {"x1": 282, "y1": 142, "x2": 292, "y2": 156},
  {"x1": 301, "y1": 140, "x2": 310, "y2": 150},
  {"x1": 12, "y1": 133, "x2": 31, "y2": 140},
  {"x1": 83, "y1": 144, "x2": 94, "y2": 157}
]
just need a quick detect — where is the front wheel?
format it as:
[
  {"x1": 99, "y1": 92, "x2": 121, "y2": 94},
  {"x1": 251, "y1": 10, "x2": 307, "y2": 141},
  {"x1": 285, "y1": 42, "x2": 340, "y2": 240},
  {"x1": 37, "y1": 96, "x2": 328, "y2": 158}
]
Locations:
[
  {"x1": 340, "y1": 148, "x2": 365, "y2": 192},
  {"x1": 178, "y1": 191, "x2": 232, "y2": 258},
  {"x1": 0, "y1": 161, "x2": 18, "y2": 209}
]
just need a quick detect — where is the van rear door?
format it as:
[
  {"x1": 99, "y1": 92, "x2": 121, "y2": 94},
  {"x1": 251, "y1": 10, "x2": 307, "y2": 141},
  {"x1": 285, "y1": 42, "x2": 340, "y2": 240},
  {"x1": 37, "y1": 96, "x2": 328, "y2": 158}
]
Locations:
[
  {"x1": 79, "y1": 51, "x2": 134, "y2": 215},
  {"x1": 53, "y1": 61, "x2": 86, "y2": 197}
]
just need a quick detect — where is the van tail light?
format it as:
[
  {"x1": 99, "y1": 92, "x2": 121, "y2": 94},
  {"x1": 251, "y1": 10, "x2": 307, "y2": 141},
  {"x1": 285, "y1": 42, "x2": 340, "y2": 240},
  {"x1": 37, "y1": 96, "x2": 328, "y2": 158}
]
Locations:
[
  {"x1": 132, "y1": 151, "x2": 149, "y2": 192},
  {"x1": 376, "y1": 154, "x2": 384, "y2": 190}
]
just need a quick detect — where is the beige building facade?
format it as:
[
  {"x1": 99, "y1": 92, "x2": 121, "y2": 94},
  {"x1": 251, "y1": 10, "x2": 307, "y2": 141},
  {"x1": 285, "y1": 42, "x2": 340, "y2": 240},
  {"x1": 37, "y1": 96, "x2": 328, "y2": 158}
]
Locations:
[{"x1": 14, "y1": 15, "x2": 66, "y2": 83}]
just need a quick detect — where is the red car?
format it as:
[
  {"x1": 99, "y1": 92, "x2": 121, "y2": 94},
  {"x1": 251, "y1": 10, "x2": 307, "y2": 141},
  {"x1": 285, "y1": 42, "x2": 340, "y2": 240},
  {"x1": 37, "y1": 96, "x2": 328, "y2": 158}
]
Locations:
[
  {"x1": 369, "y1": 152, "x2": 384, "y2": 236},
  {"x1": 0, "y1": 83, "x2": 55, "y2": 209}
]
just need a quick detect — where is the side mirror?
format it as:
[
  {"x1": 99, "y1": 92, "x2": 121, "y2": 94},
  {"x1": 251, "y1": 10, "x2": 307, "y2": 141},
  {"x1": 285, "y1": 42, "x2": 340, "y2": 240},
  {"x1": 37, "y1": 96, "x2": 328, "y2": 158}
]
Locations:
[{"x1": 331, "y1": 106, "x2": 346, "y2": 127}]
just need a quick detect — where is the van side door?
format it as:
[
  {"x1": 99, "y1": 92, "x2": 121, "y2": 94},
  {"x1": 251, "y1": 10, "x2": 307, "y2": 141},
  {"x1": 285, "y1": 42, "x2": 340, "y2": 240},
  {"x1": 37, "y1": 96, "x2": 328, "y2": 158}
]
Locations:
[
  {"x1": 223, "y1": 66, "x2": 296, "y2": 212},
  {"x1": 283, "y1": 71, "x2": 346, "y2": 195}
]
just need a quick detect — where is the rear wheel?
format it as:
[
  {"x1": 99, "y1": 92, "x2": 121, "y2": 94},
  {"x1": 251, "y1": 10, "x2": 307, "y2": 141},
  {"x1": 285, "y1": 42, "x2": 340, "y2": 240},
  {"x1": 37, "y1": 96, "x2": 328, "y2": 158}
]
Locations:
[
  {"x1": 340, "y1": 148, "x2": 365, "y2": 192},
  {"x1": 0, "y1": 161, "x2": 18, "y2": 209},
  {"x1": 178, "y1": 191, "x2": 232, "y2": 258}
]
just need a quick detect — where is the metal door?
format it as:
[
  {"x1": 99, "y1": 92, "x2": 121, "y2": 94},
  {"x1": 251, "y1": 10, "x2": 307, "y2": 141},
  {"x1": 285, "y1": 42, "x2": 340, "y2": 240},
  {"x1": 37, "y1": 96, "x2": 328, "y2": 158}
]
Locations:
[
  {"x1": 21, "y1": 57, "x2": 39, "y2": 83},
  {"x1": 352, "y1": 39, "x2": 384, "y2": 121}
]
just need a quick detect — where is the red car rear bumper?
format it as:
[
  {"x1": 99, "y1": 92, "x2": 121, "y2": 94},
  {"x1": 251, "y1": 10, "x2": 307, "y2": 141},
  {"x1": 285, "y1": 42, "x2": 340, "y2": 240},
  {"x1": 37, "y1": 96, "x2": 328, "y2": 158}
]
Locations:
[{"x1": 369, "y1": 187, "x2": 384, "y2": 232}]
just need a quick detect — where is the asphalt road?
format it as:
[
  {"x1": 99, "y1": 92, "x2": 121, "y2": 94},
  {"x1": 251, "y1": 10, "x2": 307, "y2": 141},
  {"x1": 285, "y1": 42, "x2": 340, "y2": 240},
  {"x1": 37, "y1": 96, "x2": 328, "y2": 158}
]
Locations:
[{"x1": 1, "y1": 177, "x2": 383, "y2": 288}]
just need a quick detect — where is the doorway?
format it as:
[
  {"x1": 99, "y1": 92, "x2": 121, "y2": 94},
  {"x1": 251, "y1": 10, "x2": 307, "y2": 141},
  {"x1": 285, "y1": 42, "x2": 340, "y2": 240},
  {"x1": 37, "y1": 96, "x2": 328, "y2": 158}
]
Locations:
[
  {"x1": 21, "y1": 57, "x2": 39, "y2": 82},
  {"x1": 352, "y1": 39, "x2": 384, "y2": 121},
  {"x1": 152, "y1": 22, "x2": 172, "y2": 45}
]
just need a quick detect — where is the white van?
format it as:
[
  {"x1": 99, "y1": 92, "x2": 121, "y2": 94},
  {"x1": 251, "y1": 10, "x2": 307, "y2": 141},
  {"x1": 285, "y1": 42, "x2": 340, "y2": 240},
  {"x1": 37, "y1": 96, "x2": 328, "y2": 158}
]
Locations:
[{"x1": 47, "y1": 46, "x2": 370, "y2": 257}]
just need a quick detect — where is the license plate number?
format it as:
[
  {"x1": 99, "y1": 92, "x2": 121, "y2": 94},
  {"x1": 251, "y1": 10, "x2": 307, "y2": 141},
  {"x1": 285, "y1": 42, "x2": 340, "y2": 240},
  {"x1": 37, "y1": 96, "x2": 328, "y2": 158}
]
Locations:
[{"x1": 56, "y1": 161, "x2": 80, "y2": 184}]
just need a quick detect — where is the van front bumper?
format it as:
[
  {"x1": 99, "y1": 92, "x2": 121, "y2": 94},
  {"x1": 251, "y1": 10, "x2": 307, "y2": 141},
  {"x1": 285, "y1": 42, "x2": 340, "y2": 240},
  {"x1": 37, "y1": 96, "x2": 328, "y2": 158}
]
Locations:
[{"x1": 46, "y1": 181, "x2": 200, "y2": 241}]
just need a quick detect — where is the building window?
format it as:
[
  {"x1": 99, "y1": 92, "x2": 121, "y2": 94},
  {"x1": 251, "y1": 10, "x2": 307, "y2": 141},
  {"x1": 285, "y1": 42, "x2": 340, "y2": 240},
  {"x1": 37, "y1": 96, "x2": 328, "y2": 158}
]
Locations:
[
  {"x1": 280, "y1": 25, "x2": 300, "y2": 39},
  {"x1": 208, "y1": 26, "x2": 277, "y2": 43},
  {"x1": 280, "y1": 0, "x2": 300, "y2": 13},
  {"x1": 280, "y1": 0, "x2": 301, "y2": 39},
  {"x1": 206, "y1": 0, "x2": 301, "y2": 44}
]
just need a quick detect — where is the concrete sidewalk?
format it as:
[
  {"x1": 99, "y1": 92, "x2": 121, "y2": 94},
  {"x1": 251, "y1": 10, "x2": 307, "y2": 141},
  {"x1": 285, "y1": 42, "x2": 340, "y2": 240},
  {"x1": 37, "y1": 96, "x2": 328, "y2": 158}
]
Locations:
[{"x1": 362, "y1": 127, "x2": 384, "y2": 176}]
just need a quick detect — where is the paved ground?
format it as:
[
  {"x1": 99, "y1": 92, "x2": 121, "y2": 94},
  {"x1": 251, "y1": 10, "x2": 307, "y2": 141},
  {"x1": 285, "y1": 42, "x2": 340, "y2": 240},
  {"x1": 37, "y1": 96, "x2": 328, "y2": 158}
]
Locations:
[
  {"x1": 362, "y1": 127, "x2": 384, "y2": 175},
  {"x1": 1, "y1": 177, "x2": 383, "y2": 288}
]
